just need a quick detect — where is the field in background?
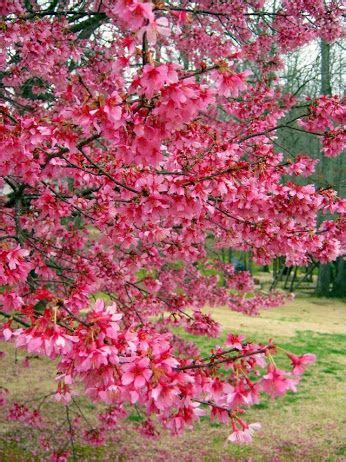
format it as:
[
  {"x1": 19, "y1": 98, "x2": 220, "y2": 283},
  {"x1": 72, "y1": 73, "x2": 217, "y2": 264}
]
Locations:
[
  {"x1": 207, "y1": 294, "x2": 346, "y2": 337},
  {"x1": 0, "y1": 296, "x2": 345, "y2": 461}
]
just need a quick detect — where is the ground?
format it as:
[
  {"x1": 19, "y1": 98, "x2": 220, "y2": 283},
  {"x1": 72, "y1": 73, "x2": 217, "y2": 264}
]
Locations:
[{"x1": 0, "y1": 295, "x2": 345, "y2": 461}]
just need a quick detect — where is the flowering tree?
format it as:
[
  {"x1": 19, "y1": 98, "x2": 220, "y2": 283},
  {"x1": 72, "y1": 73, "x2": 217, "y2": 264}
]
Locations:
[{"x1": 0, "y1": 0, "x2": 345, "y2": 459}]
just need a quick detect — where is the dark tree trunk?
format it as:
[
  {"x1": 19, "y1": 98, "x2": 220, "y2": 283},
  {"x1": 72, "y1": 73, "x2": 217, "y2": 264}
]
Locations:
[
  {"x1": 320, "y1": 40, "x2": 332, "y2": 95},
  {"x1": 316, "y1": 40, "x2": 334, "y2": 297},
  {"x1": 248, "y1": 252, "x2": 253, "y2": 275},
  {"x1": 315, "y1": 264, "x2": 332, "y2": 297},
  {"x1": 331, "y1": 258, "x2": 346, "y2": 297}
]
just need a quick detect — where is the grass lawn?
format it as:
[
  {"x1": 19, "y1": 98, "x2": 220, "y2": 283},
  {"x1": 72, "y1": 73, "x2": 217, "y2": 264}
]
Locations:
[{"x1": 0, "y1": 295, "x2": 345, "y2": 461}]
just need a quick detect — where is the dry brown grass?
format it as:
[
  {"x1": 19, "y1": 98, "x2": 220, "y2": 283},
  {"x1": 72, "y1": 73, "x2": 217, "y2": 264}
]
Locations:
[{"x1": 208, "y1": 295, "x2": 346, "y2": 337}]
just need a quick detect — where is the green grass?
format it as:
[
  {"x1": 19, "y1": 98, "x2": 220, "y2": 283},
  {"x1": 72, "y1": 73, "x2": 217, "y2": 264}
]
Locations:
[{"x1": 171, "y1": 299, "x2": 346, "y2": 461}]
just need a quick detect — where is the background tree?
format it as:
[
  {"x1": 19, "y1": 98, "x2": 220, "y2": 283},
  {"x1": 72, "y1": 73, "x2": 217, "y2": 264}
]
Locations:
[{"x1": 276, "y1": 37, "x2": 345, "y2": 295}]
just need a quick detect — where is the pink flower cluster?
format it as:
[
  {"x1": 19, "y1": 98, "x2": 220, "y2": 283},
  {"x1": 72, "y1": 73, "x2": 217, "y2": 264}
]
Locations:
[
  {"x1": 0, "y1": 246, "x2": 31, "y2": 286},
  {"x1": 300, "y1": 96, "x2": 346, "y2": 157}
]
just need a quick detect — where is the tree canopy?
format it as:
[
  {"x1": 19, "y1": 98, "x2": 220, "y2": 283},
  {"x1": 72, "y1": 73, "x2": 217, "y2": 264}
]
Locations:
[{"x1": 0, "y1": 0, "x2": 344, "y2": 458}]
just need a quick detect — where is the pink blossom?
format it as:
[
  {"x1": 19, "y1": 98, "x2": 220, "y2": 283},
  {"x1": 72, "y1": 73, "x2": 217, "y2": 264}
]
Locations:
[
  {"x1": 214, "y1": 70, "x2": 251, "y2": 98},
  {"x1": 0, "y1": 0, "x2": 23, "y2": 16},
  {"x1": 151, "y1": 381, "x2": 180, "y2": 410},
  {"x1": 111, "y1": 0, "x2": 155, "y2": 30},
  {"x1": 52, "y1": 383, "x2": 73, "y2": 404},
  {"x1": 98, "y1": 404, "x2": 127, "y2": 428},
  {"x1": 83, "y1": 428, "x2": 106, "y2": 446},
  {"x1": 139, "y1": 64, "x2": 178, "y2": 98},
  {"x1": 139, "y1": 16, "x2": 171, "y2": 45},
  {"x1": 225, "y1": 333, "x2": 245, "y2": 350},
  {"x1": 121, "y1": 357, "x2": 152, "y2": 389},
  {"x1": 288, "y1": 353, "x2": 316, "y2": 375},
  {"x1": 50, "y1": 451, "x2": 70, "y2": 462},
  {"x1": 228, "y1": 422, "x2": 261, "y2": 444},
  {"x1": 259, "y1": 365, "x2": 299, "y2": 397},
  {"x1": 138, "y1": 419, "x2": 160, "y2": 438},
  {"x1": 227, "y1": 383, "x2": 250, "y2": 407},
  {"x1": 0, "y1": 246, "x2": 31, "y2": 285},
  {"x1": 0, "y1": 387, "x2": 9, "y2": 406}
]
